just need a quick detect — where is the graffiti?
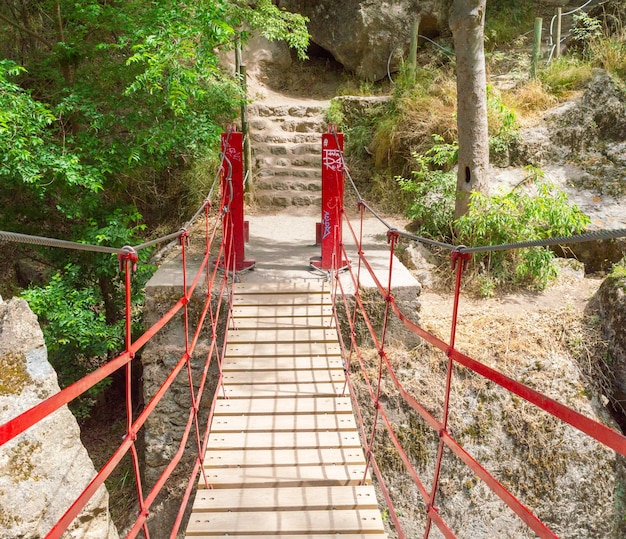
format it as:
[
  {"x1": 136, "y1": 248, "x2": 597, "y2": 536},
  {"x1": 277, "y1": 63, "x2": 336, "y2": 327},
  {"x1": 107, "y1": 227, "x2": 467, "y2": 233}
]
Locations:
[
  {"x1": 225, "y1": 145, "x2": 242, "y2": 162},
  {"x1": 322, "y1": 210, "x2": 332, "y2": 240},
  {"x1": 323, "y1": 149, "x2": 343, "y2": 172}
]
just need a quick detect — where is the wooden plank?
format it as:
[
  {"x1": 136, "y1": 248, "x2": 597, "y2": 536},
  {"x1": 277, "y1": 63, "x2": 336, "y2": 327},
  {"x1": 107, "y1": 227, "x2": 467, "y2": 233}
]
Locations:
[
  {"x1": 221, "y1": 382, "x2": 345, "y2": 399},
  {"x1": 222, "y1": 369, "x2": 345, "y2": 385},
  {"x1": 185, "y1": 509, "x2": 384, "y2": 536},
  {"x1": 205, "y1": 431, "x2": 362, "y2": 450},
  {"x1": 225, "y1": 342, "x2": 341, "y2": 357},
  {"x1": 200, "y1": 464, "x2": 371, "y2": 489},
  {"x1": 191, "y1": 485, "x2": 378, "y2": 512},
  {"x1": 210, "y1": 413, "x2": 356, "y2": 433},
  {"x1": 232, "y1": 294, "x2": 331, "y2": 306},
  {"x1": 222, "y1": 356, "x2": 344, "y2": 372},
  {"x1": 234, "y1": 282, "x2": 329, "y2": 294},
  {"x1": 227, "y1": 328, "x2": 338, "y2": 344},
  {"x1": 231, "y1": 304, "x2": 333, "y2": 318},
  {"x1": 203, "y1": 448, "x2": 366, "y2": 468},
  {"x1": 231, "y1": 316, "x2": 332, "y2": 329},
  {"x1": 188, "y1": 535, "x2": 387, "y2": 539},
  {"x1": 213, "y1": 397, "x2": 352, "y2": 416}
]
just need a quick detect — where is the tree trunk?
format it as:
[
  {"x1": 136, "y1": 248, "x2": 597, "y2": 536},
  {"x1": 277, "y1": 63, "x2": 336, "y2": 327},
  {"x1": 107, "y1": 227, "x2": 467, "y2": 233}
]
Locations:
[{"x1": 449, "y1": 0, "x2": 489, "y2": 219}]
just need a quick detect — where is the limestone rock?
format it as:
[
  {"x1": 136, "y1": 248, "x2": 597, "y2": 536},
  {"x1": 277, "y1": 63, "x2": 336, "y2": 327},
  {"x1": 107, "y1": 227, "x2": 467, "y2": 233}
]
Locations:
[
  {"x1": 277, "y1": 0, "x2": 444, "y2": 81},
  {"x1": 0, "y1": 297, "x2": 118, "y2": 539},
  {"x1": 592, "y1": 270, "x2": 626, "y2": 412},
  {"x1": 551, "y1": 70, "x2": 626, "y2": 155}
]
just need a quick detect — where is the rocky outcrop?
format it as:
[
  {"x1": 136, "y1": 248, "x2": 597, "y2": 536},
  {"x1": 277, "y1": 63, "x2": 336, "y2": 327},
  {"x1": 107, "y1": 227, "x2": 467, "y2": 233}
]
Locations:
[
  {"x1": 591, "y1": 269, "x2": 626, "y2": 419},
  {"x1": 590, "y1": 268, "x2": 626, "y2": 536},
  {"x1": 277, "y1": 0, "x2": 445, "y2": 80},
  {"x1": 550, "y1": 70, "x2": 626, "y2": 155},
  {"x1": 0, "y1": 297, "x2": 118, "y2": 539}
]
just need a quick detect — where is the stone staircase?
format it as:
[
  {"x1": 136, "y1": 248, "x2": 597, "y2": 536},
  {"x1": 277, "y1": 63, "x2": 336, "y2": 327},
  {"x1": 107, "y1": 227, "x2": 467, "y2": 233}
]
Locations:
[{"x1": 248, "y1": 102, "x2": 328, "y2": 209}]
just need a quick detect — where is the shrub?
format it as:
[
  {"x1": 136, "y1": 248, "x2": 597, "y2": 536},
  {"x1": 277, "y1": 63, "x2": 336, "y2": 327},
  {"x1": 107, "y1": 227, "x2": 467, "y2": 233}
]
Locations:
[
  {"x1": 399, "y1": 146, "x2": 591, "y2": 293},
  {"x1": 397, "y1": 135, "x2": 457, "y2": 238},
  {"x1": 456, "y1": 182, "x2": 591, "y2": 292}
]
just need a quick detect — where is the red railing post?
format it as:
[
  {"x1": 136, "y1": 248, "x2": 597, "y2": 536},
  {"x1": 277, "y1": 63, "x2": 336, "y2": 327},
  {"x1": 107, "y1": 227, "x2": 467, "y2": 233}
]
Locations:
[
  {"x1": 312, "y1": 126, "x2": 346, "y2": 270},
  {"x1": 220, "y1": 127, "x2": 254, "y2": 272}
]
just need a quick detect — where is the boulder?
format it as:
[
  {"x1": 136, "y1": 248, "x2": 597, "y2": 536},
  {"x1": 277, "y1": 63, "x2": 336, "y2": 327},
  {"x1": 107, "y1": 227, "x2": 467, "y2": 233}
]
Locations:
[
  {"x1": 551, "y1": 70, "x2": 626, "y2": 155},
  {"x1": 277, "y1": 0, "x2": 444, "y2": 80},
  {"x1": 0, "y1": 297, "x2": 118, "y2": 538}
]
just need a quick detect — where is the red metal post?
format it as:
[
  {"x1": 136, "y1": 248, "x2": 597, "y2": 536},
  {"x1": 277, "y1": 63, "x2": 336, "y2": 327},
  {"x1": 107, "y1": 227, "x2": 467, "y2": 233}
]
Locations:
[
  {"x1": 312, "y1": 127, "x2": 346, "y2": 270},
  {"x1": 221, "y1": 128, "x2": 254, "y2": 272}
]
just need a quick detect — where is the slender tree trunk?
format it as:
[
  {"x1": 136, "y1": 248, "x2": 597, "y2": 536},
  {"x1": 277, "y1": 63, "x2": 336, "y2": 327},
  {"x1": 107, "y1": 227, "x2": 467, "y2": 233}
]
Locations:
[
  {"x1": 54, "y1": 0, "x2": 73, "y2": 86},
  {"x1": 449, "y1": 0, "x2": 489, "y2": 219}
]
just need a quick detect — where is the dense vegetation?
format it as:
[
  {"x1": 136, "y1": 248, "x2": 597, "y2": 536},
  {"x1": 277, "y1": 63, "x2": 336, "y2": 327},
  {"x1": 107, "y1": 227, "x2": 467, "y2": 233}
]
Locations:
[
  {"x1": 0, "y1": 0, "x2": 308, "y2": 414},
  {"x1": 332, "y1": 0, "x2": 625, "y2": 294}
]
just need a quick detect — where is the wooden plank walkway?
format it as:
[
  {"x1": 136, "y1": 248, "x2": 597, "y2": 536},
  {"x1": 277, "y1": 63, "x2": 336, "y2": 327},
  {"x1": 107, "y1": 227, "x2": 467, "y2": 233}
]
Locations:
[{"x1": 185, "y1": 281, "x2": 387, "y2": 538}]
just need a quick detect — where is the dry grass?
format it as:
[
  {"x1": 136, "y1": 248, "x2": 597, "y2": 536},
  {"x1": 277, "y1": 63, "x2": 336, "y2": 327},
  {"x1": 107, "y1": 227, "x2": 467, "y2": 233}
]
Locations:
[{"x1": 502, "y1": 79, "x2": 559, "y2": 123}]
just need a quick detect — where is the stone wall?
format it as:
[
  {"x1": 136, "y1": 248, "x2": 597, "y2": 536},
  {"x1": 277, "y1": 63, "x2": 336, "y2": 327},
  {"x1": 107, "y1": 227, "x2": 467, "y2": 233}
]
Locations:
[
  {"x1": 140, "y1": 254, "x2": 222, "y2": 532},
  {"x1": 0, "y1": 296, "x2": 118, "y2": 538}
]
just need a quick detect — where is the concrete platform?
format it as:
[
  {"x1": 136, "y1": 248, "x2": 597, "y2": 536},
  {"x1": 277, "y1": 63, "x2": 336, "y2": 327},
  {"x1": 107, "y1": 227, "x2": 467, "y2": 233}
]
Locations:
[{"x1": 240, "y1": 212, "x2": 419, "y2": 294}]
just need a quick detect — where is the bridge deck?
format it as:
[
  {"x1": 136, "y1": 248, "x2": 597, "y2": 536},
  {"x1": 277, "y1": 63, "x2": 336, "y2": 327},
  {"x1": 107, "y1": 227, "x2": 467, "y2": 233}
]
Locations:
[{"x1": 185, "y1": 281, "x2": 387, "y2": 538}]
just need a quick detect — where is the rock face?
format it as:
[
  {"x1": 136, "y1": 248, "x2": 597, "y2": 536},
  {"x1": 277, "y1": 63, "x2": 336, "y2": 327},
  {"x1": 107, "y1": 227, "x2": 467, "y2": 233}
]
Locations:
[
  {"x1": 140, "y1": 254, "x2": 218, "y2": 532},
  {"x1": 551, "y1": 70, "x2": 626, "y2": 155},
  {"x1": 590, "y1": 269, "x2": 626, "y2": 536},
  {"x1": 592, "y1": 270, "x2": 626, "y2": 417},
  {"x1": 0, "y1": 297, "x2": 118, "y2": 539},
  {"x1": 277, "y1": 0, "x2": 444, "y2": 80}
]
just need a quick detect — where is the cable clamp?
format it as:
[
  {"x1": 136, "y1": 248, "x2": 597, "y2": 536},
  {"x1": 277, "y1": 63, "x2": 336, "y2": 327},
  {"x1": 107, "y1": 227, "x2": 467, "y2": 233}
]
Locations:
[
  {"x1": 118, "y1": 247, "x2": 139, "y2": 272},
  {"x1": 179, "y1": 228, "x2": 190, "y2": 246},
  {"x1": 451, "y1": 246, "x2": 471, "y2": 270},
  {"x1": 386, "y1": 229, "x2": 399, "y2": 244}
]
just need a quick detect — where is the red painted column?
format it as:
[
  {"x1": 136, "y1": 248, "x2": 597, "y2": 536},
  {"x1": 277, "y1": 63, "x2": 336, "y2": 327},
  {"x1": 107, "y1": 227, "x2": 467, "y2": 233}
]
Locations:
[
  {"x1": 311, "y1": 128, "x2": 346, "y2": 270},
  {"x1": 221, "y1": 129, "x2": 254, "y2": 272}
]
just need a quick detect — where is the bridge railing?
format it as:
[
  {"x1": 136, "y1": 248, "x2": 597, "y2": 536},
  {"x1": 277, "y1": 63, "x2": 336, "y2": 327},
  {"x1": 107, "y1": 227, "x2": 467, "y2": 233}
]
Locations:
[
  {"x1": 0, "y1": 128, "x2": 247, "y2": 538},
  {"x1": 326, "y1": 135, "x2": 626, "y2": 539}
]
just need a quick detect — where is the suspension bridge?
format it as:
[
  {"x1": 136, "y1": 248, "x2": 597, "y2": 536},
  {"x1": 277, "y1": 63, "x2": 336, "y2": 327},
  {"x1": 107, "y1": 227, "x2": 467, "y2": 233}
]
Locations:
[{"x1": 1, "y1": 125, "x2": 626, "y2": 539}]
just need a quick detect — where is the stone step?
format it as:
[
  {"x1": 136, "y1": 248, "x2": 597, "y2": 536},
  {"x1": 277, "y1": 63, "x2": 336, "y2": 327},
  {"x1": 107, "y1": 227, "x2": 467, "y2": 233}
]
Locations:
[
  {"x1": 251, "y1": 133, "x2": 321, "y2": 145},
  {"x1": 250, "y1": 116, "x2": 325, "y2": 132},
  {"x1": 254, "y1": 190, "x2": 321, "y2": 208},
  {"x1": 255, "y1": 177, "x2": 321, "y2": 192},
  {"x1": 254, "y1": 143, "x2": 321, "y2": 157},
  {"x1": 257, "y1": 167, "x2": 320, "y2": 179},
  {"x1": 248, "y1": 103, "x2": 329, "y2": 118},
  {"x1": 255, "y1": 155, "x2": 322, "y2": 168}
]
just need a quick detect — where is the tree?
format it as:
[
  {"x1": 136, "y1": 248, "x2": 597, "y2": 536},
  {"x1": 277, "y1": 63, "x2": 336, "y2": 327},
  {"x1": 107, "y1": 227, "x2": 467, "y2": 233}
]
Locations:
[
  {"x1": 449, "y1": 0, "x2": 489, "y2": 219},
  {"x1": 0, "y1": 0, "x2": 309, "y2": 413}
]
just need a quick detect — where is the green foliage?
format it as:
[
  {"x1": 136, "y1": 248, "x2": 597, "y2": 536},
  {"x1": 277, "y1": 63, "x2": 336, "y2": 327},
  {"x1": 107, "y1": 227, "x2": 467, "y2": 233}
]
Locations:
[
  {"x1": 571, "y1": 12, "x2": 604, "y2": 56},
  {"x1": 397, "y1": 135, "x2": 457, "y2": 238},
  {"x1": 484, "y1": 0, "x2": 534, "y2": 50},
  {"x1": 324, "y1": 99, "x2": 345, "y2": 128},
  {"x1": 22, "y1": 209, "x2": 154, "y2": 418},
  {"x1": 0, "y1": 60, "x2": 104, "y2": 193},
  {"x1": 399, "y1": 139, "x2": 590, "y2": 292},
  {"x1": 487, "y1": 85, "x2": 520, "y2": 162},
  {"x1": 540, "y1": 57, "x2": 594, "y2": 96},
  {"x1": 235, "y1": 0, "x2": 309, "y2": 60},
  {"x1": 456, "y1": 183, "x2": 591, "y2": 292}
]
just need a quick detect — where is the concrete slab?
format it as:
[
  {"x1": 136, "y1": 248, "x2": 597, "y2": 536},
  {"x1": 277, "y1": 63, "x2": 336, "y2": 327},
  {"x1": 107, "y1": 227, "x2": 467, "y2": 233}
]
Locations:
[{"x1": 239, "y1": 213, "x2": 420, "y2": 294}]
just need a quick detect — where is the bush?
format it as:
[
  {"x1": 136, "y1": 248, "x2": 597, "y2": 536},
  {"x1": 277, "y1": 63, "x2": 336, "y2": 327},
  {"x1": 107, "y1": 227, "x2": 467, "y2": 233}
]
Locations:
[
  {"x1": 399, "y1": 148, "x2": 591, "y2": 293},
  {"x1": 456, "y1": 182, "x2": 591, "y2": 292},
  {"x1": 397, "y1": 135, "x2": 457, "y2": 238}
]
